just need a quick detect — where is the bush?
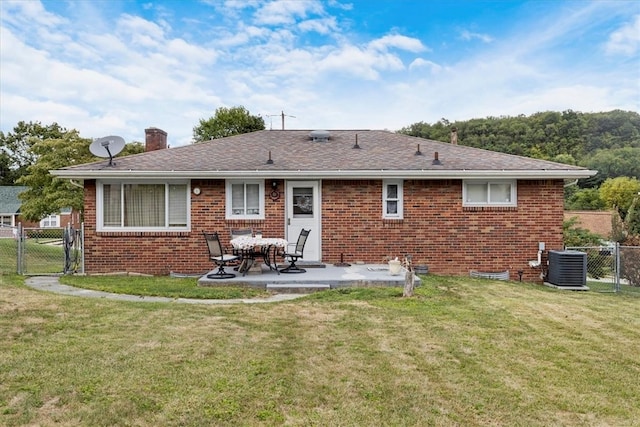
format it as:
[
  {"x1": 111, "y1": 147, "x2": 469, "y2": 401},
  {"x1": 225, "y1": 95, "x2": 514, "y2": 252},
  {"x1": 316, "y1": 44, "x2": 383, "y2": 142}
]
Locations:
[{"x1": 620, "y1": 246, "x2": 640, "y2": 287}]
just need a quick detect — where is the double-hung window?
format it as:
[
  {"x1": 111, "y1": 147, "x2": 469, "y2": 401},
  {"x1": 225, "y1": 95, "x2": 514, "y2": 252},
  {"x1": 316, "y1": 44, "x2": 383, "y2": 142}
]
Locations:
[
  {"x1": 40, "y1": 214, "x2": 59, "y2": 228},
  {"x1": 226, "y1": 180, "x2": 264, "y2": 219},
  {"x1": 383, "y1": 180, "x2": 403, "y2": 219},
  {"x1": 463, "y1": 180, "x2": 517, "y2": 206},
  {"x1": 97, "y1": 181, "x2": 189, "y2": 230}
]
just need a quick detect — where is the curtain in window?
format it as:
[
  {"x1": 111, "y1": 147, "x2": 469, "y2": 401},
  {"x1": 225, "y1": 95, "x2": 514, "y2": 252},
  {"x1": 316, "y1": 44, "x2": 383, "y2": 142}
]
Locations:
[
  {"x1": 489, "y1": 183, "x2": 512, "y2": 203},
  {"x1": 386, "y1": 184, "x2": 398, "y2": 214},
  {"x1": 246, "y1": 183, "x2": 260, "y2": 215},
  {"x1": 231, "y1": 183, "x2": 245, "y2": 215},
  {"x1": 124, "y1": 184, "x2": 165, "y2": 227},
  {"x1": 103, "y1": 184, "x2": 122, "y2": 227},
  {"x1": 168, "y1": 184, "x2": 187, "y2": 226},
  {"x1": 466, "y1": 183, "x2": 488, "y2": 203}
]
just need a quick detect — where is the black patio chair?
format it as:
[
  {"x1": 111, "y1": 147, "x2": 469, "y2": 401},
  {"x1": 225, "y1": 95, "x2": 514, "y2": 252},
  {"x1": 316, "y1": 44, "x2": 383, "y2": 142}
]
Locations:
[
  {"x1": 230, "y1": 228, "x2": 253, "y2": 267},
  {"x1": 279, "y1": 229, "x2": 310, "y2": 273},
  {"x1": 203, "y1": 232, "x2": 240, "y2": 279}
]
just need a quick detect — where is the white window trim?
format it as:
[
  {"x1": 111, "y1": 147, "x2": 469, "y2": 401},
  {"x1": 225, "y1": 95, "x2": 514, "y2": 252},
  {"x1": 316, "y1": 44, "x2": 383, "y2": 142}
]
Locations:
[
  {"x1": 40, "y1": 214, "x2": 60, "y2": 228},
  {"x1": 96, "y1": 180, "x2": 191, "y2": 231},
  {"x1": 462, "y1": 180, "x2": 517, "y2": 207},
  {"x1": 225, "y1": 180, "x2": 265, "y2": 220},
  {"x1": 382, "y1": 180, "x2": 404, "y2": 219}
]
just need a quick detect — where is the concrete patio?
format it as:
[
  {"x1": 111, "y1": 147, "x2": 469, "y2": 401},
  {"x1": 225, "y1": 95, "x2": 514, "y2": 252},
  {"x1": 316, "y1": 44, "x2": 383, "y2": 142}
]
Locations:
[{"x1": 197, "y1": 262, "x2": 422, "y2": 292}]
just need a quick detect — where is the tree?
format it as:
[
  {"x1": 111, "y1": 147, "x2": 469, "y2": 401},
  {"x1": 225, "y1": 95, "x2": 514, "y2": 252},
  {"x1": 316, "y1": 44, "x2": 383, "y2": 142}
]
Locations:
[
  {"x1": 17, "y1": 130, "x2": 92, "y2": 220},
  {"x1": 581, "y1": 147, "x2": 640, "y2": 188},
  {"x1": 563, "y1": 217, "x2": 604, "y2": 247},
  {"x1": 0, "y1": 121, "x2": 67, "y2": 185},
  {"x1": 193, "y1": 106, "x2": 265, "y2": 142},
  {"x1": 16, "y1": 131, "x2": 144, "y2": 221},
  {"x1": 565, "y1": 187, "x2": 606, "y2": 210},
  {"x1": 599, "y1": 177, "x2": 640, "y2": 218},
  {"x1": 625, "y1": 195, "x2": 640, "y2": 237}
]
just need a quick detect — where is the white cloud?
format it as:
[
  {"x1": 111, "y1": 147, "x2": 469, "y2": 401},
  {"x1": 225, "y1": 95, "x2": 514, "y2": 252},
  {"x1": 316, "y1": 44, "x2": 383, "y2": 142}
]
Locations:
[
  {"x1": 409, "y1": 58, "x2": 443, "y2": 73},
  {"x1": 254, "y1": 0, "x2": 324, "y2": 26},
  {"x1": 0, "y1": 0, "x2": 637, "y2": 148},
  {"x1": 298, "y1": 17, "x2": 338, "y2": 34},
  {"x1": 459, "y1": 29, "x2": 493, "y2": 43},
  {"x1": 605, "y1": 14, "x2": 640, "y2": 56},
  {"x1": 368, "y1": 34, "x2": 427, "y2": 53}
]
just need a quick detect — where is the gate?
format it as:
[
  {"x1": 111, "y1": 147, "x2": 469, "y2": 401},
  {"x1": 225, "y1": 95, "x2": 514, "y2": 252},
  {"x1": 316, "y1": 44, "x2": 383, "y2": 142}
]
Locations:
[
  {"x1": 566, "y1": 244, "x2": 640, "y2": 295},
  {"x1": 15, "y1": 224, "x2": 83, "y2": 275}
]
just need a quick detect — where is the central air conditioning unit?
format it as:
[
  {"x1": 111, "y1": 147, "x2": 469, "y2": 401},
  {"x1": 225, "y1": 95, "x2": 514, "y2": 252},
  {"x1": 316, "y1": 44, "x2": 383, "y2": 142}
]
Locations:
[{"x1": 546, "y1": 250, "x2": 587, "y2": 287}]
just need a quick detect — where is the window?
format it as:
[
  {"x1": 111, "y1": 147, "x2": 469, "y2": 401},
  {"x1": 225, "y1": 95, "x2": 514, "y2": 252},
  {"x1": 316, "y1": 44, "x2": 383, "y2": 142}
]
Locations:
[
  {"x1": 463, "y1": 180, "x2": 517, "y2": 206},
  {"x1": 226, "y1": 180, "x2": 265, "y2": 219},
  {"x1": 1, "y1": 215, "x2": 13, "y2": 227},
  {"x1": 40, "y1": 215, "x2": 59, "y2": 228},
  {"x1": 97, "y1": 181, "x2": 189, "y2": 230},
  {"x1": 383, "y1": 180, "x2": 403, "y2": 218}
]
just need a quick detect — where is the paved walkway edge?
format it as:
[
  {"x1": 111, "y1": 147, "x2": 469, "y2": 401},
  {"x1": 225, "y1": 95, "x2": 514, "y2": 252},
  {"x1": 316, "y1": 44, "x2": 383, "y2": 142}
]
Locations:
[{"x1": 24, "y1": 276, "x2": 305, "y2": 304}]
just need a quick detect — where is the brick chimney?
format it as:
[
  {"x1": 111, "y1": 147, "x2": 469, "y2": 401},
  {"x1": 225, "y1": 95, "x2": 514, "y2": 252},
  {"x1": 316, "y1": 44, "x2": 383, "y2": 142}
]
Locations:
[
  {"x1": 145, "y1": 127, "x2": 168, "y2": 152},
  {"x1": 450, "y1": 127, "x2": 458, "y2": 145}
]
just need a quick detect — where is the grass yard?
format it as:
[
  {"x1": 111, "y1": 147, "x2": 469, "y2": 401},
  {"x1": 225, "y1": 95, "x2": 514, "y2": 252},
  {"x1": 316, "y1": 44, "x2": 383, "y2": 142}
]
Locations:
[
  {"x1": 0, "y1": 238, "x2": 64, "y2": 275},
  {"x1": 1, "y1": 274, "x2": 639, "y2": 426}
]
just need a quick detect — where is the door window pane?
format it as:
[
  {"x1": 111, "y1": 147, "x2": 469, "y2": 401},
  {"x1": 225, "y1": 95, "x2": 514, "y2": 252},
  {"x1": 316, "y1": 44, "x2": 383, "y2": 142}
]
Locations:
[{"x1": 293, "y1": 187, "x2": 313, "y2": 217}]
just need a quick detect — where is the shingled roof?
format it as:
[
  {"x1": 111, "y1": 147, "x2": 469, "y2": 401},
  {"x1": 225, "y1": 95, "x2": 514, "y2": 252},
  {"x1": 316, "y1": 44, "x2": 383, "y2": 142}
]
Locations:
[
  {"x1": 0, "y1": 186, "x2": 27, "y2": 215},
  {"x1": 52, "y1": 130, "x2": 596, "y2": 180}
]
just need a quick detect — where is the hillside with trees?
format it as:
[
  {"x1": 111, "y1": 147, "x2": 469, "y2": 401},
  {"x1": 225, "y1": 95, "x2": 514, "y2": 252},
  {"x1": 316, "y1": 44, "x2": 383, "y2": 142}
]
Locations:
[{"x1": 399, "y1": 110, "x2": 639, "y2": 168}]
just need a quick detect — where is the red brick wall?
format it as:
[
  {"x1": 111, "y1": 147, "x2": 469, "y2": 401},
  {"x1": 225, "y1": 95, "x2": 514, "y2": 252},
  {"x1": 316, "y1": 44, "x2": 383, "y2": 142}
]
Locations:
[
  {"x1": 83, "y1": 179, "x2": 286, "y2": 276},
  {"x1": 82, "y1": 178, "x2": 564, "y2": 281},
  {"x1": 320, "y1": 179, "x2": 564, "y2": 282}
]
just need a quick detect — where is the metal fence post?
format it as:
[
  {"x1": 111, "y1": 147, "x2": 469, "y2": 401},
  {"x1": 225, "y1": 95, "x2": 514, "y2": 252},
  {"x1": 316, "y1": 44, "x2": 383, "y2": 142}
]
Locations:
[
  {"x1": 17, "y1": 223, "x2": 23, "y2": 275},
  {"x1": 614, "y1": 242, "x2": 621, "y2": 293},
  {"x1": 80, "y1": 222, "x2": 85, "y2": 274}
]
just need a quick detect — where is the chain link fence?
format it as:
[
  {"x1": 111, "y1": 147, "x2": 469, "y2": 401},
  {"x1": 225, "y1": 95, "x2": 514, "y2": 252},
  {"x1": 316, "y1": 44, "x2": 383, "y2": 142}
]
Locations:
[
  {"x1": 566, "y1": 244, "x2": 640, "y2": 296},
  {"x1": 0, "y1": 224, "x2": 83, "y2": 275},
  {"x1": 0, "y1": 224, "x2": 19, "y2": 275}
]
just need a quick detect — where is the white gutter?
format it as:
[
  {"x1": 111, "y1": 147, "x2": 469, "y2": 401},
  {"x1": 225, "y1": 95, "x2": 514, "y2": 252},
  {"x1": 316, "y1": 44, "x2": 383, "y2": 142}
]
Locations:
[{"x1": 50, "y1": 169, "x2": 598, "y2": 180}]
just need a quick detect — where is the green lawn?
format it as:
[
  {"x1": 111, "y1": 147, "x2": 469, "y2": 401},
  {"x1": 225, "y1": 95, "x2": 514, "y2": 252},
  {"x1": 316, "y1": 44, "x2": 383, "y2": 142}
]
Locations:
[
  {"x1": 1, "y1": 274, "x2": 639, "y2": 426},
  {"x1": 0, "y1": 238, "x2": 64, "y2": 275}
]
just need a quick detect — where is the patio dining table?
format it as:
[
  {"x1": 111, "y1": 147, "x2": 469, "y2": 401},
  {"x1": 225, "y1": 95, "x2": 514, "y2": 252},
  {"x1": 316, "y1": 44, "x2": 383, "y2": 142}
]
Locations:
[{"x1": 230, "y1": 236, "x2": 288, "y2": 275}]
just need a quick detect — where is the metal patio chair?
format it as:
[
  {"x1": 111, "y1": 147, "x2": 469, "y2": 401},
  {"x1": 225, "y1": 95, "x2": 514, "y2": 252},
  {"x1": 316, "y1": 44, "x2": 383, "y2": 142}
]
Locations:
[
  {"x1": 279, "y1": 229, "x2": 310, "y2": 273},
  {"x1": 203, "y1": 231, "x2": 240, "y2": 279}
]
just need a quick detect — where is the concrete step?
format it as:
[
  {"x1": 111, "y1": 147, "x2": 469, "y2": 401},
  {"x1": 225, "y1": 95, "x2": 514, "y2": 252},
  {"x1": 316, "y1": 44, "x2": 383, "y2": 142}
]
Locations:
[{"x1": 267, "y1": 283, "x2": 331, "y2": 293}]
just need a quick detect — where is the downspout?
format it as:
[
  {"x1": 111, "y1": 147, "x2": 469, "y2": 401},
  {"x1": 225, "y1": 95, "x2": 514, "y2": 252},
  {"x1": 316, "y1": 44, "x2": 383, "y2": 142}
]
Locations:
[{"x1": 69, "y1": 179, "x2": 84, "y2": 189}]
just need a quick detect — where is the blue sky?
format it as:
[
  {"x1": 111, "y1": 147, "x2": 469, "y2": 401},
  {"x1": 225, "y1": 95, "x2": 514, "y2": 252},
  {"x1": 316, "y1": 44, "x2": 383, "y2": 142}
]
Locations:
[{"x1": 1, "y1": 0, "x2": 638, "y2": 147}]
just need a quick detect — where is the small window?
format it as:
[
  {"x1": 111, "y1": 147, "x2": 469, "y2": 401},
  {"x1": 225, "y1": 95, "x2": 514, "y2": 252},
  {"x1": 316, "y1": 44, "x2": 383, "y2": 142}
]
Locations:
[
  {"x1": 40, "y1": 215, "x2": 60, "y2": 228},
  {"x1": 383, "y1": 180, "x2": 403, "y2": 219},
  {"x1": 1, "y1": 215, "x2": 13, "y2": 227},
  {"x1": 226, "y1": 180, "x2": 265, "y2": 219},
  {"x1": 463, "y1": 180, "x2": 516, "y2": 206}
]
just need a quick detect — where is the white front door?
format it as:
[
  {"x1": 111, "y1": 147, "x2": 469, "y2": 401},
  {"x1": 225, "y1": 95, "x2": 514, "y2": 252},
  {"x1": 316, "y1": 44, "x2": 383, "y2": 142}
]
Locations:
[{"x1": 286, "y1": 180, "x2": 320, "y2": 261}]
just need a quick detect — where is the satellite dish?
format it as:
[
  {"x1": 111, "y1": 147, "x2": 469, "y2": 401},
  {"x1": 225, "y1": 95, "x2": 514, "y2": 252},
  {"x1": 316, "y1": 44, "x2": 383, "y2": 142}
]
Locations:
[{"x1": 90, "y1": 136, "x2": 125, "y2": 166}]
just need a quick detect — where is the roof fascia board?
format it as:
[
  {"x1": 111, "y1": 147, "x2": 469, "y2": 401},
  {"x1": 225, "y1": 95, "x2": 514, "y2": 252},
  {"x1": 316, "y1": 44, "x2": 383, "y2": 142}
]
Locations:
[{"x1": 51, "y1": 169, "x2": 598, "y2": 180}]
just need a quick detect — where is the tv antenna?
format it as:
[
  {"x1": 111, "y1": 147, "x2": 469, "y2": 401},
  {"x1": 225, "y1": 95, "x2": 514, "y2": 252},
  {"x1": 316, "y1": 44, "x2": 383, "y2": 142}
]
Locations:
[
  {"x1": 268, "y1": 110, "x2": 296, "y2": 130},
  {"x1": 90, "y1": 135, "x2": 125, "y2": 166}
]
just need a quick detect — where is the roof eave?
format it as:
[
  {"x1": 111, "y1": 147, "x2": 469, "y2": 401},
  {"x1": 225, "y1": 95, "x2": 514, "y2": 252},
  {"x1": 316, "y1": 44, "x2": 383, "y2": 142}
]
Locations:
[{"x1": 50, "y1": 169, "x2": 598, "y2": 180}]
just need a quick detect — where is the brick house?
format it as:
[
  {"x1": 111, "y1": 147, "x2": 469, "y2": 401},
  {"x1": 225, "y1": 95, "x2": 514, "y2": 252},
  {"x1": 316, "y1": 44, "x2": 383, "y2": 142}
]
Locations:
[
  {"x1": 0, "y1": 186, "x2": 79, "y2": 231},
  {"x1": 51, "y1": 128, "x2": 596, "y2": 281},
  {"x1": 0, "y1": 186, "x2": 27, "y2": 229}
]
